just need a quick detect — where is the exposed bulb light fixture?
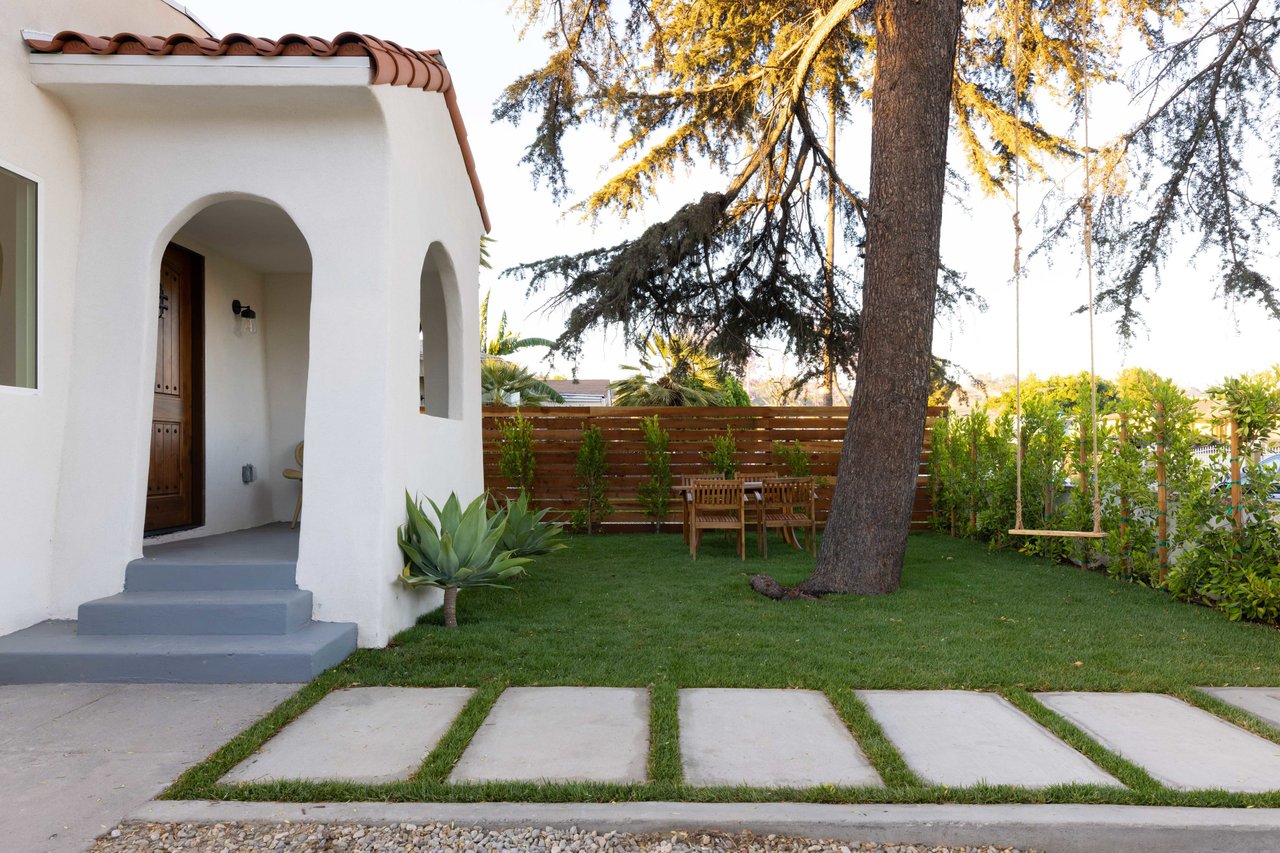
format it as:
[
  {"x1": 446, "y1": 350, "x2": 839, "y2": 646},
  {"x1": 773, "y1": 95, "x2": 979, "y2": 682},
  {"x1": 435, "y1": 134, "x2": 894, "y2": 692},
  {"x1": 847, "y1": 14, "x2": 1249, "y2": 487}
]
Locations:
[{"x1": 232, "y1": 299, "x2": 257, "y2": 335}]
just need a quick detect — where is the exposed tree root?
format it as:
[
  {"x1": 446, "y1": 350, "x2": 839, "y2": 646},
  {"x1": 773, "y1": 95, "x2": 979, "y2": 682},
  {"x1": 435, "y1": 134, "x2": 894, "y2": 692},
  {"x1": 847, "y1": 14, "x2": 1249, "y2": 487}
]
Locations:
[{"x1": 748, "y1": 573, "x2": 822, "y2": 600}]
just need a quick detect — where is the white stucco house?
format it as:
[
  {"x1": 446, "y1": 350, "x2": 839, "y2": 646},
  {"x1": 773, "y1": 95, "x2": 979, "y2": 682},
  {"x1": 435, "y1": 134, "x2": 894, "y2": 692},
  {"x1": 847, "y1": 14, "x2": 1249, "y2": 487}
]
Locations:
[{"x1": 0, "y1": 0, "x2": 489, "y2": 681}]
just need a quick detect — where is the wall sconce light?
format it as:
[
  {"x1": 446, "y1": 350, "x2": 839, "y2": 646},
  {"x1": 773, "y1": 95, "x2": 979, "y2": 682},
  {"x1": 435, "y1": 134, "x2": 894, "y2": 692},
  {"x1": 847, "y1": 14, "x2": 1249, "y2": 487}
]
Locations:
[{"x1": 232, "y1": 299, "x2": 258, "y2": 335}]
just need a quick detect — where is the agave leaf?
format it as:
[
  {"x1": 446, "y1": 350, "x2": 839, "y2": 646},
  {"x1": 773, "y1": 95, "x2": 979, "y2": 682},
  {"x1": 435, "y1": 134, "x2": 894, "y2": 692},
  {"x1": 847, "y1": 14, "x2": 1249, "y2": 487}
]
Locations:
[
  {"x1": 438, "y1": 533, "x2": 460, "y2": 577},
  {"x1": 452, "y1": 497, "x2": 485, "y2": 563}
]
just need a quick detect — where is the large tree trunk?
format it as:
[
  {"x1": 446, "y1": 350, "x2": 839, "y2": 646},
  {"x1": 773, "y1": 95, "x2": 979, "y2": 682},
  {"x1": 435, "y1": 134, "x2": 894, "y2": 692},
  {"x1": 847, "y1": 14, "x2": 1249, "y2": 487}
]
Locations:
[{"x1": 801, "y1": 0, "x2": 963, "y2": 595}]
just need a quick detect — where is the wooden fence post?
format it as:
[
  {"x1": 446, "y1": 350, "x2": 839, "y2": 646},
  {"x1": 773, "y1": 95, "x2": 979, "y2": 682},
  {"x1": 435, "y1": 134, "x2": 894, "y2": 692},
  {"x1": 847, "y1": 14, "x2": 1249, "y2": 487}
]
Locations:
[
  {"x1": 1155, "y1": 401, "x2": 1168, "y2": 584},
  {"x1": 1119, "y1": 412, "x2": 1131, "y2": 581}
]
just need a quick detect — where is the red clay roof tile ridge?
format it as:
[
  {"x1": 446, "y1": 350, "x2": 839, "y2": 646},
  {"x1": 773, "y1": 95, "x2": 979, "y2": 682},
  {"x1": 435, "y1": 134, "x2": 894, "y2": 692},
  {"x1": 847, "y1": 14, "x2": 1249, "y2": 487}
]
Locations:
[{"x1": 23, "y1": 30, "x2": 490, "y2": 232}]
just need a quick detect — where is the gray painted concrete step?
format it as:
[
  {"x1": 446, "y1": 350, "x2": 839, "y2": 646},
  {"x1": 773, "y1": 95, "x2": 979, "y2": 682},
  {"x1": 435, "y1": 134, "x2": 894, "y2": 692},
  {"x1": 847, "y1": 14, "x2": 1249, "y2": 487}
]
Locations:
[
  {"x1": 78, "y1": 590, "x2": 313, "y2": 636},
  {"x1": 223, "y1": 687, "x2": 474, "y2": 784},
  {"x1": 451, "y1": 687, "x2": 649, "y2": 784},
  {"x1": 679, "y1": 688, "x2": 881, "y2": 788},
  {"x1": 0, "y1": 620, "x2": 356, "y2": 684},
  {"x1": 1038, "y1": 691, "x2": 1280, "y2": 793},
  {"x1": 1200, "y1": 687, "x2": 1280, "y2": 729},
  {"x1": 124, "y1": 558, "x2": 298, "y2": 591},
  {"x1": 859, "y1": 690, "x2": 1118, "y2": 788}
]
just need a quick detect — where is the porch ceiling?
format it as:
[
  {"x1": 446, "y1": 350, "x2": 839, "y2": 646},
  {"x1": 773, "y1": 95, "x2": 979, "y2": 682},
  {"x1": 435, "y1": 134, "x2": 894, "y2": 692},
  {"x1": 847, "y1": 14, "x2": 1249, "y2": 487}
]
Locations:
[{"x1": 175, "y1": 201, "x2": 311, "y2": 274}]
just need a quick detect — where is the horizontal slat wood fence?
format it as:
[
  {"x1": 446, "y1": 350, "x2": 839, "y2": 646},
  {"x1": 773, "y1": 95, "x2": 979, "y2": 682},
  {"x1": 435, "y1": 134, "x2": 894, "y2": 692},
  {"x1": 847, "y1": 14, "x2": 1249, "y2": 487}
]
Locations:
[{"x1": 483, "y1": 405, "x2": 946, "y2": 533}]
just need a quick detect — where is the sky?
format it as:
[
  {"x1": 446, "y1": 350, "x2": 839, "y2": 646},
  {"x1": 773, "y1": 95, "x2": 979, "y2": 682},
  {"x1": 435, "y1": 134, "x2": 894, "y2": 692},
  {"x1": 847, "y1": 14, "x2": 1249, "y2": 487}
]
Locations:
[{"x1": 190, "y1": 0, "x2": 1278, "y2": 390}]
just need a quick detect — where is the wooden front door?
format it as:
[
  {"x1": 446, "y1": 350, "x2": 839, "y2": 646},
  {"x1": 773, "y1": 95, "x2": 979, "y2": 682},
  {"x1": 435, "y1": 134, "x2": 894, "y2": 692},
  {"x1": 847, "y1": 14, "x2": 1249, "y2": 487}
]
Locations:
[{"x1": 145, "y1": 243, "x2": 204, "y2": 533}]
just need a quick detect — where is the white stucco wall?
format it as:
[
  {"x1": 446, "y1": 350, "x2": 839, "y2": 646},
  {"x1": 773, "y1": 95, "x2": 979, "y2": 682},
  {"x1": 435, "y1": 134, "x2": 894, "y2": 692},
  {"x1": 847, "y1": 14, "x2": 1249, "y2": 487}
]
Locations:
[
  {"x1": 0, "y1": 0, "x2": 203, "y2": 636},
  {"x1": 265, "y1": 273, "x2": 311, "y2": 523},
  {"x1": 364, "y1": 85, "x2": 486, "y2": 639},
  {"x1": 22, "y1": 56, "x2": 485, "y2": 647}
]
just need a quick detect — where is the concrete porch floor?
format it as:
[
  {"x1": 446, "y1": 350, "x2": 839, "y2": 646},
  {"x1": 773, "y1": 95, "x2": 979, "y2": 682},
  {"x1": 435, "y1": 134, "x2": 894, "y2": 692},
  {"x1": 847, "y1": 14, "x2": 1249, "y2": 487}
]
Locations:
[{"x1": 142, "y1": 522, "x2": 300, "y2": 564}]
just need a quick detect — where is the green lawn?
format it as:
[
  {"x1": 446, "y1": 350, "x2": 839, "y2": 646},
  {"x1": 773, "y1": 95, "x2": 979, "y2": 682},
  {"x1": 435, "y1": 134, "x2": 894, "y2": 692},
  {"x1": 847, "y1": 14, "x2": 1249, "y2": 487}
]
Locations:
[{"x1": 168, "y1": 531, "x2": 1280, "y2": 807}]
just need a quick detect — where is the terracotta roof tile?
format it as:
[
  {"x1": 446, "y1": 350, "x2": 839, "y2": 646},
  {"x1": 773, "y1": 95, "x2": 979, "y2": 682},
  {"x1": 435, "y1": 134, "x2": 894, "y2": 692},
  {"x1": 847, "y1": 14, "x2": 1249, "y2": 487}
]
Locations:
[{"x1": 25, "y1": 31, "x2": 489, "y2": 231}]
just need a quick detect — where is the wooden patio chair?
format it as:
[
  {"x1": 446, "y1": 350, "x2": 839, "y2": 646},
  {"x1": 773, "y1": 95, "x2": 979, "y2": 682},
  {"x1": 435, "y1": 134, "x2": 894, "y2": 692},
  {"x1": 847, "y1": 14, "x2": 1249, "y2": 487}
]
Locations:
[
  {"x1": 679, "y1": 472, "x2": 726, "y2": 543},
  {"x1": 757, "y1": 477, "x2": 817, "y2": 558},
  {"x1": 283, "y1": 441, "x2": 304, "y2": 528},
  {"x1": 689, "y1": 478, "x2": 747, "y2": 560}
]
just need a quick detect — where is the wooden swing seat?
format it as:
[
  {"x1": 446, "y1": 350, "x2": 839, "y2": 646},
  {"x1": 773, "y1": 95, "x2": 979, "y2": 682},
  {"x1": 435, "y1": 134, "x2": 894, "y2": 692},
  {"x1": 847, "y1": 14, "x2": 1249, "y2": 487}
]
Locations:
[{"x1": 1008, "y1": 528, "x2": 1106, "y2": 539}]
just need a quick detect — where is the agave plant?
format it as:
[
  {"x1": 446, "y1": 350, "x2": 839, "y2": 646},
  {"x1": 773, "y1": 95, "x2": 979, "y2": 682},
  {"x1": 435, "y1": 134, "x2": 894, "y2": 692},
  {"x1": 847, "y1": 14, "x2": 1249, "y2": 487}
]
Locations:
[
  {"x1": 397, "y1": 491, "x2": 530, "y2": 627},
  {"x1": 496, "y1": 491, "x2": 568, "y2": 558}
]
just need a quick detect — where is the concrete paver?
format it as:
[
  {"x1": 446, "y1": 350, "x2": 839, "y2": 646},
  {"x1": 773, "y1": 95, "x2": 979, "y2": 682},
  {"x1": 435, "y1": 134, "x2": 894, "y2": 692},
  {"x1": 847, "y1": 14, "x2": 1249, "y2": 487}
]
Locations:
[
  {"x1": 1037, "y1": 691, "x2": 1280, "y2": 792},
  {"x1": 0, "y1": 682, "x2": 294, "y2": 853},
  {"x1": 224, "y1": 687, "x2": 474, "y2": 784},
  {"x1": 858, "y1": 690, "x2": 1117, "y2": 788},
  {"x1": 1200, "y1": 687, "x2": 1280, "y2": 729},
  {"x1": 450, "y1": 687, "x2": 648, "y2": 784},
  {"x1": 679, "y1": 688, "x2": 881, "y2": 788}
]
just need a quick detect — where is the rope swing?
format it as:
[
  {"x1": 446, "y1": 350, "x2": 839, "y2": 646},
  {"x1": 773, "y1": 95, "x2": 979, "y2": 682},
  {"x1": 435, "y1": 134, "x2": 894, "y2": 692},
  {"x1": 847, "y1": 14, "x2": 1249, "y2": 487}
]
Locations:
[{"x1": 1008, "y1": 0, "x2": 1105, "y2": 540}]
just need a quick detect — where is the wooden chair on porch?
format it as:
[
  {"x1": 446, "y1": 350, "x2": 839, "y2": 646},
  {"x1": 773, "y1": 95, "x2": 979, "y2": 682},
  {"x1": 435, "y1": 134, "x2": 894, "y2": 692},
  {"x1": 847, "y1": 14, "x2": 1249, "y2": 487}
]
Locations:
[
  {"x1": 757, "y1": 477, "x2": 817, "y2": 558},
  {"x1": 689, "y1": 478, "x2": 747, "y2": 560},
  {"x1": 283, "y1": 441, "x2": 304, "y2": 528}
]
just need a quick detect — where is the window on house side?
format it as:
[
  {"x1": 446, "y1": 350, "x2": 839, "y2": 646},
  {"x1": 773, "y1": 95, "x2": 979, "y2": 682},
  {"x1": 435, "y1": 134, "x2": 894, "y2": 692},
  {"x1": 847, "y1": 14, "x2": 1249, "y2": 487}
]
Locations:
[{"x1": 0, "y1": 166, "x2": 37, "y2": 389}]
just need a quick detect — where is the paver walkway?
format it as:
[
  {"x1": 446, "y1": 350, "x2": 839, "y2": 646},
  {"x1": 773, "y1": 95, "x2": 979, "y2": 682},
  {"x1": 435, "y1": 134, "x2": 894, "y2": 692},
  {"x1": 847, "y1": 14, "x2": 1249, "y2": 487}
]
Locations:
[
  {"x1": 1037, "y1": 692, "x2": 1280, "y2": 793},
  {"x1": 0, "y1": 682, "x2": 293, "y2": 853},
  {"x1": 450, "y1": 687, "x2": 649, "y2": 784},
  {"x1": 211, "y1": 686, "x2": 1280, "y2": 799},
  {"x1": 1201, "y1": 687, "x2": 1280, "y2": 729},
  {"x1": 224, "y1": 687, "x2": 473, "y2": 784},
  {"x1": 858, "y1": 690, "x2": 1117, "y2": 788},
  {"x1": 679, "y1": 688, "x2": 881, "y2": 787}
]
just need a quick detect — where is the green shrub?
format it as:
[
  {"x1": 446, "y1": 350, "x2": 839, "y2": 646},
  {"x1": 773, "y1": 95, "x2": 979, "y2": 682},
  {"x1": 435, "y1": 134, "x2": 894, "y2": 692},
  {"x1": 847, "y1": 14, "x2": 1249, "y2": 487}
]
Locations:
[
  {"x1": 771, "y1": 440, "x2": 812, "y2": 477},
  {"x1": 397, "y1": 492, "x2": 529, "y2": 627},
  {"x1": 1207, "y1": 369, "x2": 1280, "y2": 455},
  {"x1": 497, "y1": 412, "x2": 536, "y2": 496},
  {"x1": 722, "y1": 374, "x2": 752, "y2": 406},
  {"x1": 572, "y1": 424, "x2": 612, "y2": 533},
  {"x1": 1169, "y1": 457, "x2": 1280, "y2": 622},
  {"x1": 704, "y1": 427, "x2": 738, "y2": 477},
  {"x1": 637, "y1": 415, "x2": 672, "y2": 531},
  {"x1": 495, "y1": 490, "x2": 567, "y2": 557}
]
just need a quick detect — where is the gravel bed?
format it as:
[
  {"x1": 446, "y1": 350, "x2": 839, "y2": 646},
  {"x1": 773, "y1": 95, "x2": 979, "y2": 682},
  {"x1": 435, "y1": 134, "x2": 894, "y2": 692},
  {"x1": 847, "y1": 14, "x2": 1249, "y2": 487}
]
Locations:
[{"x1": 90, "y1": 821, "x2": 1033, "y2": 852}]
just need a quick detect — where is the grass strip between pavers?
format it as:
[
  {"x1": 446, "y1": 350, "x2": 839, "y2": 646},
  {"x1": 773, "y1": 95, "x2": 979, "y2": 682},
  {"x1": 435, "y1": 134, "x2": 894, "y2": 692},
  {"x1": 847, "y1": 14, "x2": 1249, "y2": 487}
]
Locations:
[
  {"x1": 648, "y1": 680, "x2": 683, "y2": 786},
  {"x1": 828, "y1": 687, "x2": 921, "y2": 789},
  {"x1": 413, "y1": 681, "x2": 505, "y2": 784},
  {"x1": 1001, "y1": 688, "x2": 1163, "y2": 795},
  {"x1": 161, "y1": 533, "x2": 1280, "y2": 808}
]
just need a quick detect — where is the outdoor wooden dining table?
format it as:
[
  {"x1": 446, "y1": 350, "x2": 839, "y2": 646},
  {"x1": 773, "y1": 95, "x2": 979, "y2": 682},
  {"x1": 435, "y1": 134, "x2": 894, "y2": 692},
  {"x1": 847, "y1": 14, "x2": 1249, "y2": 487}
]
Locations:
[{"x1": 672, "y1": 481, "x2": 801, "y2": 551}]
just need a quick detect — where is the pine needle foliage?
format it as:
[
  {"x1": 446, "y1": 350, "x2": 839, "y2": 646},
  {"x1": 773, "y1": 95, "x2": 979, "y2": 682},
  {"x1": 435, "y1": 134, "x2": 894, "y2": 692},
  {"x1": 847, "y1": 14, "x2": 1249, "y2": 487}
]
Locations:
[{"x1": 499, "y1": 0, "x2": 1280, "y2": 360}]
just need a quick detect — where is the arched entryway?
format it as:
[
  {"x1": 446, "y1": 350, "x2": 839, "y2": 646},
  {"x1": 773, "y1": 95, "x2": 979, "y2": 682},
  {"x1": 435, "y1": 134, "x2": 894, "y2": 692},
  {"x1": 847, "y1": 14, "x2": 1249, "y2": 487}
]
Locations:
[{"x1": 146, "y1": 198, "x2": 313, "y2": 537}]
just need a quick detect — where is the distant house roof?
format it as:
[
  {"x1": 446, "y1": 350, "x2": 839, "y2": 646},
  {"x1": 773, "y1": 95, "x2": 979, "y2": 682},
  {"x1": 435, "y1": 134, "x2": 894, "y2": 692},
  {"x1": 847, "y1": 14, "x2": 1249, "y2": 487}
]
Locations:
[
  {"x1": 23, "y1": 30, "x2": 490, "y2": 232},
  {"x1": 545, "y1": 379, "x2": 611, "y2": 406}
]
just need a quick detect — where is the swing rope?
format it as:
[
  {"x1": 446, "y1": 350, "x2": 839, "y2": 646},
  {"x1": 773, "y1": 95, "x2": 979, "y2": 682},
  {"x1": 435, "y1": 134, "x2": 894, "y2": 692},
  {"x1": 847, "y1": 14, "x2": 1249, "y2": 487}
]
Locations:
[{"x1": 1009, "y1": 0, "x2": 1105, "y2": 539}]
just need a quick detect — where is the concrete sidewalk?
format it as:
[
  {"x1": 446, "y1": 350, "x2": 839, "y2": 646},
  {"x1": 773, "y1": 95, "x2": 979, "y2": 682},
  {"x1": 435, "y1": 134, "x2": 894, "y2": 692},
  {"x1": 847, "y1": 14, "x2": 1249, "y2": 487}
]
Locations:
[
  {"x1": 128, "y1": 799, "x2": 1280, "y2": 853},
  {"x1": 0, "y1": 683, "x2": 294, "y2": 853}
]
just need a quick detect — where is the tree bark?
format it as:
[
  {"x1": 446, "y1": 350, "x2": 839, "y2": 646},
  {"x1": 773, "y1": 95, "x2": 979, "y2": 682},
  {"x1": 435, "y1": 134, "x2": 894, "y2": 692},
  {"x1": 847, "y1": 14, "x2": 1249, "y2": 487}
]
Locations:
[
  {"x1": 443, "y1": 587, "x2": 459, "y2": 628},
  {"x1": 801, "y1": 0, "x2": 964, "y2": 595}
]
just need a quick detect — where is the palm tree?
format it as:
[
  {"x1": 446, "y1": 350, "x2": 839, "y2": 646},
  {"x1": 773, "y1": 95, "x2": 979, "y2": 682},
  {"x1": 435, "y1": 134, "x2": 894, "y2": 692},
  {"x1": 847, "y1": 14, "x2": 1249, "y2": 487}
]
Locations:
[
  {"x1": 478, "y1": 292, "x2": 564, "y2": 404},
  {"x1": 611, "y1": 335, "x2": 726, "y2": 406},
  {"x1": 481, "y1": 292, "x2": 556, "y2": 357},
  {"x1": 481, "y1": 357, "x2": 565, "y2": 405}
]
